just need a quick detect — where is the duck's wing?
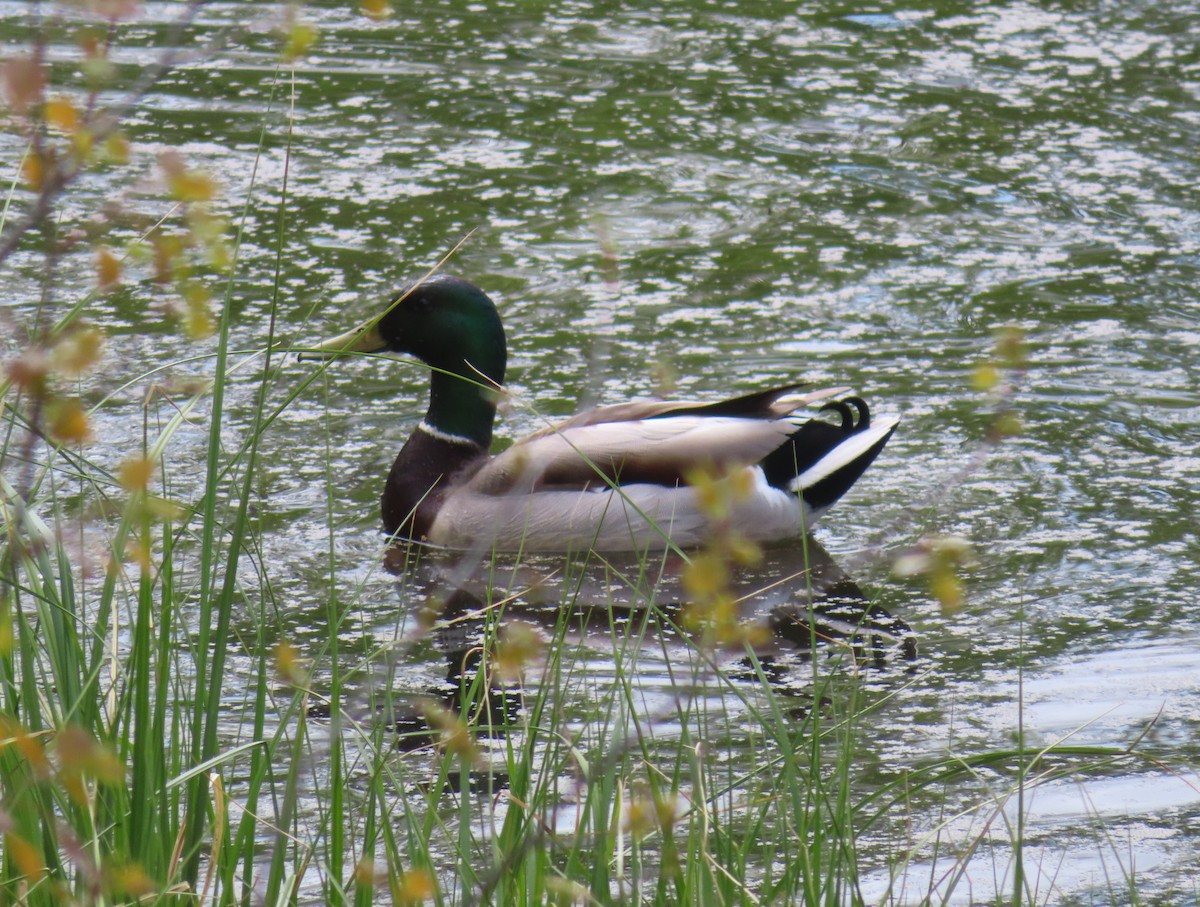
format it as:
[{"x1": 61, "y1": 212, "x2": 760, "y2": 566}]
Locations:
[
  {"x1": 429, "y1": 474, "x2": 803, "y2": 552},
  {"x1": 521, "y1": 383, "x2": 849, "y2": 440},
  {"x1": 467, "y1": 414, "x2": 804, "y2": 495}
]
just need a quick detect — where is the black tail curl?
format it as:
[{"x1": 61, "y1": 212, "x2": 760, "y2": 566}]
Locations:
[
  {"x1": 760, "y1": 395, "x2": 894, "y2": 513},
  {"x1": 818, "y1": 395, "x2": 870, "y2": 430}
]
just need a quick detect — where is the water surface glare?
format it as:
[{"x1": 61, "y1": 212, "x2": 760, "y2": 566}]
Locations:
[{"x1": 4, "y1": 0, "x2": 1199, "y2": 902}]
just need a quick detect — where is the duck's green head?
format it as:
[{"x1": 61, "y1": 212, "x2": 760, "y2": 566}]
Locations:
[
  {"x1": 314, "y1": 275, "x2": 507, "y2": 385},
  {"x1": 310, "y1": 275, "x2": 507, "y2": 446}
]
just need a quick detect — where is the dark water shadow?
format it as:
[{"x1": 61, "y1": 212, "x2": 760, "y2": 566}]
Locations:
[{"x1": 375, "y1": 536, "x2": 918, "y2": 761}]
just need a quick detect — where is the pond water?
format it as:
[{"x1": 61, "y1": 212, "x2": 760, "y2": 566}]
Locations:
[{"x1": 4, "y1": 0, "x2": 1200, "y2": 902}]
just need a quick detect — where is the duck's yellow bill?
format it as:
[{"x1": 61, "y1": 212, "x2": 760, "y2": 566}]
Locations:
[{"x1": 298, "y1": 322, "x2": 386, "y2": 360}]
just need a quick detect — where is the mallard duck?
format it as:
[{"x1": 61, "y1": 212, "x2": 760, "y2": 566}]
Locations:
[{"x1": 307, "y1": 275, "x2": 897, "y2": 552}]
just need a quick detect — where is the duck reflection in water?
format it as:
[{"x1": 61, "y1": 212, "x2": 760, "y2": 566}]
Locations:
[{"x1": 380, "y1": 535, "x2": 916, "y2": 756}]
